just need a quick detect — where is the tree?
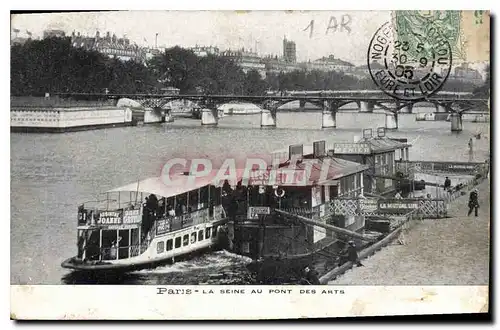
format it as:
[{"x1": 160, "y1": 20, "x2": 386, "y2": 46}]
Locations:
[{"x1": 148, "y1": 46, "x2": 201, "y2": 93}]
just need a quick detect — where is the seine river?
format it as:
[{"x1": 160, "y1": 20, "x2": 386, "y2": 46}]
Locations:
[{"x1": 10, "y1": 110, "x2": 490, "y2": 284}]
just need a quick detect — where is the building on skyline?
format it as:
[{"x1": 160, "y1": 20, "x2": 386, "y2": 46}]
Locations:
[
  {"x1": 282, "y1": 37, "x2": 296, "y2": 63},
  {"x1": 70, "y1": 30, "x2": 146, "y2": 63},
  {"x1": 262, "y1": 54, "x2": 302, "y2": 75},
  {"x1": 452, "y1": 62, "x2": 483, "y2": 82},
  {"x1": 306, "y1": 55, "x2": 354, "y2": 73}
]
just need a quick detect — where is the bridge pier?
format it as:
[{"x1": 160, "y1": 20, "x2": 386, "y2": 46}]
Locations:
[
  {"x1": 322, "y1": 100, "x2": 337, "y2": 128},
  {"x1": 385, "y1": 112, "x2": 398, "y2": 130},
  {"x1": 201, "y1": 108, "x2": 219, "y2": 126},
  {"x1": 261, "y1": 109, "x2": 277, "y2": 127},
  {"x1": 450, "y1": 113, "x2": 463, "y2": 132},
  {"x1": 359, "y1": 101, "x2": 374, "y2": 113}
]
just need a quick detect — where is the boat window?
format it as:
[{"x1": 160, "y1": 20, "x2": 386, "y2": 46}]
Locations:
[
  {"x1": 277, "y1": 186, "x2": 311, "y2": 209},
  {"x1": 166, "y1": 239, "x2": 173, "y2": 251},
  {"x1": 183, "y1": 234, "x2": 189, "y2": 246},
  {"x1": 330, "y1": 185, "x2": 339, "y2": 198},
  {"x1": 212, "y1": 226, "x2": 218, "y2": 237},
  {"x1": 200, "y1": 186, "x2": 209, "y2": 209},
  {"x1": 212, "y1": 186, "x2": 222, "y2": 206},
  {"x1": 205, "y1": 227, "x2": 211, "y2": 239},
  {"x1": 189, "y1": 189, "x2": 199, "y2": 212},
  {"x1": 175, "y1": 194, "x2": 187, "y2": 216},
  {"x1": 198, "y1": 230, "x2": 204, "y2": 241},
  {"x1": 191, "y1": 232, "x2": 196, "y2": 243},
  {"x1": 83, "y1": 230, "x2": 100, "y2": 261},
  {"x1": 242, "y1": 242, "x2": 250, "y2": 253},
  {"x1": 175, "y1": 237, "x2": 181, "y2": 248},
  {"x1": 157, "y1": 241, "x2": 165, "y2": 254},
  {"x1": 157, "y1": 197, "x2": 166, "y2": 219},
  {"x1": 101, "y1": 230, "x2": 118, "y2": 261},
  {"x1": 130, "y1": 228, "x2": 140, "y2": 255}
]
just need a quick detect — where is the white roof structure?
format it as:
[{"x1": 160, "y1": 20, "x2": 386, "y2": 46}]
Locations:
[{"x1": 106, "y1": 172, "x2": 221, "y2": 198}]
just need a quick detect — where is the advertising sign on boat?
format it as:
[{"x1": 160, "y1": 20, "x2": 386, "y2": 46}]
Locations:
[
  {"x1": 248, "y1": 169, "x2": 306, "y2": 186},
  {"x1": 334, "y1": 143, "x2": 371, "y2": 155},
  {"x1": 97, "y1": 211, "x2": 122, "y2": 225},
  {"x1": 156, "y1": 219, "x2": 171, "y2": 235},
  {"x1": 122, "y1": 209, "x2": 142, "y2": 224}
]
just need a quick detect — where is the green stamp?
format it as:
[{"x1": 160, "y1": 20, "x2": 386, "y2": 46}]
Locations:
[{"x1": 393, "y1": 10, "x2": 464, "y2": 60}]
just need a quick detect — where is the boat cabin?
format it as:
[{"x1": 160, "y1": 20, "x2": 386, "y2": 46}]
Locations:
[
  {"x1": 75, "y1": 173, "x2": 227, "y2": 264},
  {"x1": 330, "y1": 127, "x2": 411, "y2": 197}
]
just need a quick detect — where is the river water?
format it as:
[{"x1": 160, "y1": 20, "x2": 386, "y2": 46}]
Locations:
[{"x1": 10, "y1": 110, "x2": 490, "y2": 284}]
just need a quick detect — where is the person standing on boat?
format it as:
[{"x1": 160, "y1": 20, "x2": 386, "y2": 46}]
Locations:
[
  {"x1": 222, "y1": 180, "x2": 232, "y2": 196},
  {"x1": 167, "y1": 204, "x2": 176, "y2": 217},
  {"x1": 157, "y1": 197, "x2": 165, "y2": 219},
  {"x1": 175, "y1": 201, "x2": 183, "y2": 216},
  {"x1": 109, "y1": 237, "x2": 120, "y2": 260},
  {"x1": 394, "y1": 191, "x2": 402, "y2": 199},
  {"x1": 468, "y1": 189, "x2": 479, "y2": 217},
  {"x1": 146, "y1": 194, "x2": 158, "y2": 216}
]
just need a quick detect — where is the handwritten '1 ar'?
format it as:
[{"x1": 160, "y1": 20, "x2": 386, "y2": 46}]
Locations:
[{"x1": 303, "y1": 15, "x2": 352, "y2": 38}]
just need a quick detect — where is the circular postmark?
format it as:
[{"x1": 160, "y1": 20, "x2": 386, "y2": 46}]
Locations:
[{"x1": 367, "y1": 21, "x2": 452, "y2": 101}]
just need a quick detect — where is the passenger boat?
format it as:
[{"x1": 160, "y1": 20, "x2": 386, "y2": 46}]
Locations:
[{"x1": 61, "y1": 173, "x2": 229, "y2": 272}]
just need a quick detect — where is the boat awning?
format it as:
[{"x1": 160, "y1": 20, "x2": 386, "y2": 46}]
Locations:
[{"x1": 106, "y1": 172, "x2": 224, "y2": 198}]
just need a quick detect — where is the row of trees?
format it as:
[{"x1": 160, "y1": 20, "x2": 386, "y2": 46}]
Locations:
[{"x1": 11, "y1": 37, "x2": 486, "y2": 97}]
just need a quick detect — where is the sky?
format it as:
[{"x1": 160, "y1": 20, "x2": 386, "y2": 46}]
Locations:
[{"x1": 11, "y1": 11, "x2": 391, "y2": 65}]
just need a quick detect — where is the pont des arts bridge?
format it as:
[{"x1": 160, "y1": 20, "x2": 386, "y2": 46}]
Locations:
[{"x1": 53, "y1": 91, "x2": 488, "y2": 132}]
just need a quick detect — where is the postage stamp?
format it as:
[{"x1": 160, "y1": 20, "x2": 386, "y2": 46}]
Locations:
[
  {"x1": 9, "y1": 9, "x2": 490, "y2": 320},
  {"x1": 392, "y1": 10, "x2": 490, "y2": 63}
]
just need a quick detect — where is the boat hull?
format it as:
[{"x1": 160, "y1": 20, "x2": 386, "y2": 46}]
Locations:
[
  {"x1": 61, "y1": 244, "x2": 217, "y2": 273},
  {"x1": 247, "y1": 239, "x2": 341, "y2": 284},
  {"x1": 62, "y1": 220, "x2": 229, "y2": 273}
]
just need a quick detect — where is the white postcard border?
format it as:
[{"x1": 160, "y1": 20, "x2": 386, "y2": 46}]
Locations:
[{"x1": 10, "y1": 285, "x2": 488, "y2": 320}]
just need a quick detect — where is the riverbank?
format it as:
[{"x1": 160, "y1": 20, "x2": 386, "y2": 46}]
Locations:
[{"x1": 328, "y1": 178, "x2": 490, "y2": 285}]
